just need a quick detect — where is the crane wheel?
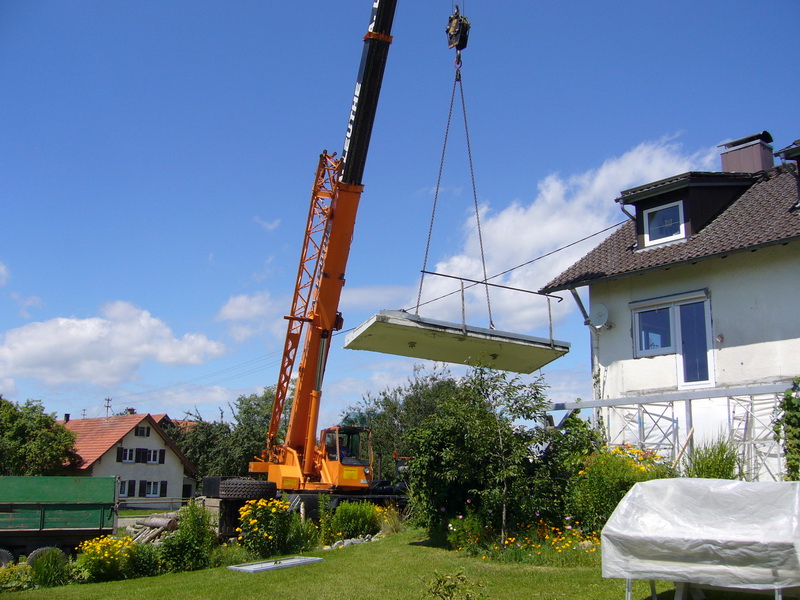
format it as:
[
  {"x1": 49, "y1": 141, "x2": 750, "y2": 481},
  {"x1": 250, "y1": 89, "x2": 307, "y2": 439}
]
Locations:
[
  {"x1": 25, "y1": 547, "x2": 66, "y2": 568},
  {"x1": 0, "y1": 549, "x2": 13, "y2": 567},
  {"x1": 218, "y1": 479, "x2": 277, "y2": 501}
]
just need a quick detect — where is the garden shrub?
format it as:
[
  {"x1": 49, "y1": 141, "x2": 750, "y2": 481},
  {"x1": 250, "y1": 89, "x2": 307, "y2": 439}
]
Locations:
[
  {"x1": 159, "y1": 500, "x2": 217, "y2": 572},
  {"x1": 683, "y1": 435, "x2": 741, "y2": 479},
  {"x1": 237, "y1": 497, "x2": 314, "y2": 558},
  {"x1": 76, "y1": 535, "x2": 134, "y2": 582},
  {"x1": 446, "y1": 508, "x2": 489, "y2": 555},
  {"x1": 0, "y1": 563, "x2": 33, "y2": 592},
  {"x1": 28, "y1": 547, "x2": 69, "y2": 588},
  {"x1": 324, "y1": 500, "x2": 380, "y2": 544},
  {"x1": 126, "y1": 542, "x2": 161, "y2": 578},
  {"x1": 210, "y1": 543, "x2": 257, "y2": 568},
  {"x1": 567, "y1": 445, "x2": 673, "y2": 533}
]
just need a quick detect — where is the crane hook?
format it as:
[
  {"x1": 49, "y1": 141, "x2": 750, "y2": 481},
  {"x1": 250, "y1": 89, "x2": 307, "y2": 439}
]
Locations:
[{"x1": 446, "y1": 5, "x2": 471, "y2": 56}]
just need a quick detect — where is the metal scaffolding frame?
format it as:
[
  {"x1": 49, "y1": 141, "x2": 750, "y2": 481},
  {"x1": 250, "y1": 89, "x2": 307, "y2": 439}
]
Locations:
[{"x1": 554, "y1": 382, "x2": 789, "y2": 481}]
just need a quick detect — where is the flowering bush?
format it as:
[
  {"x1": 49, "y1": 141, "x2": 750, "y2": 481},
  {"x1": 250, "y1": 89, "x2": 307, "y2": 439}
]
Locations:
[
  {"x1": 76, "y1": 535, "x2": 135, "y2": 582},
  {"x1": 446, "y1": 507, "x2": 600, "y2": 567},
  {"x1": 568, "y1": 444, "x2": 673, "y2": 533},
  {"x1": 237, "y1": 497, "x2": 316, "y2": 557}
]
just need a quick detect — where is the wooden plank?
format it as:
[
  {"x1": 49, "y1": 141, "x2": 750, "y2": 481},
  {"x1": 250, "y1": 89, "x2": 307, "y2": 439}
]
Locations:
[{"x1": 344, "y1": 310, "x2": 569, "y2": 373}]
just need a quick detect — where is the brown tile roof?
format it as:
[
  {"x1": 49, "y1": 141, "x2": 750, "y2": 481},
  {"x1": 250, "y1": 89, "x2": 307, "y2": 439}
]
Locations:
[
  {"x1": 542, "y1": 164, "x2": 800, "y2": 292},
  {"x1": 63, "y1": 413, "x2": 195, "y2": 474}
]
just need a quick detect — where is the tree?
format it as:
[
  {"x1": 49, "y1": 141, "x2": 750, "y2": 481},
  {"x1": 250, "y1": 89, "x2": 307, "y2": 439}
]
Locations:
[
  {"x1": 343, "y1": 365, "x2": 457, "y2": 479},
  {"x1": 406, "y1": 367, "x2": 549, "y2": 541},
  {"x1": 166, "y1": 387, "x2": 277, "y2": 487},
  {"x1": 0, "y1": 396, "x2": 80, "y2": 475}
]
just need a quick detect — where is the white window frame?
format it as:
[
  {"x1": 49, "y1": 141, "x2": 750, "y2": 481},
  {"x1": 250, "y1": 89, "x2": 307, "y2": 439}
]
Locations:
[
  {"x1": 146, "y1": 449, "x2": 160, "y2": 464},
  {"x1": 643, "y1": 200, "x2": 685, "y2": 246},
  {"x1": 145, "y1": 481, "x2": 161, "y2": 498},
  {"x1": 119, "y1": 480, "x2": 129, "y2": 497},
  {"x1": 121, "y1": 448, "x2": 135, "y2": 463},
  {"x1": 631, "y1": 290, "x2": 714, "y2": 388}
]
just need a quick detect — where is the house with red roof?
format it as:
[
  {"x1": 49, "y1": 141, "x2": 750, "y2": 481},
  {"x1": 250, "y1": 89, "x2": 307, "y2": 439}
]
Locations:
[
  {"x1": 541, "y1": 132, "x2": 800, "y2": 480},
  {"x1": 63, "y1": 413, "x2": 196, "y2": 509}
]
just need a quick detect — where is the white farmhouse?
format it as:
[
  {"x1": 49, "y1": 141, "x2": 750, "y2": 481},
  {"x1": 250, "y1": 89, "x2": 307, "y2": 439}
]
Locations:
[
  {"x1": 542, "y1": 132, "x2": 800, "y2": 480},
  {"x1": 63, "y1": 413, "x2": 196, "y2": 509}
]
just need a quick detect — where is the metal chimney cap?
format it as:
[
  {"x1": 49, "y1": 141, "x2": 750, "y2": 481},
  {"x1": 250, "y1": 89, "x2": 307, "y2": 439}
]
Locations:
[{"x1": 719, "y1": 131, "x2": 773, "y2": 149}]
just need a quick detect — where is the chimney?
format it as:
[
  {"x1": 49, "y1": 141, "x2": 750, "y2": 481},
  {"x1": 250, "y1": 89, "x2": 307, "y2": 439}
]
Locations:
[
  {"x1": 720, "y1": 131, "x2": 774, "y2": 173},
  {"x1": 64, "y1": 413, "x2": 70, "y2": 423}
]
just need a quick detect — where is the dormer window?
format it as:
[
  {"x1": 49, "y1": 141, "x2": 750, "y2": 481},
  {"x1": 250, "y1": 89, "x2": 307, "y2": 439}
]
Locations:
[{"x1": 643, "y1": 200, "x2": 684, "y2": 246}]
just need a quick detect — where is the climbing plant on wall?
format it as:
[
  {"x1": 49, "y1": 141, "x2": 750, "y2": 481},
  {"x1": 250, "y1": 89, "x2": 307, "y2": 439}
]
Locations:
[{"x1": 774, "y1": 377, "x2": 800, "y2": 480}]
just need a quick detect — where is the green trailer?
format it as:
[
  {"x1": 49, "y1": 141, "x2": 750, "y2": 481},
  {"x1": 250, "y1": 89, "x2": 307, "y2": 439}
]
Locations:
[{"x1": 0, "y1": 476, "x2": 116, "y2": 561}]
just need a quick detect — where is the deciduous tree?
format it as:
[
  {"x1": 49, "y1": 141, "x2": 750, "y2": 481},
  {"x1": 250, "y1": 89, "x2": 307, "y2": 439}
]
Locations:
[{"x1": 0, "y1": 396, "x2": 79, "y2": 475}]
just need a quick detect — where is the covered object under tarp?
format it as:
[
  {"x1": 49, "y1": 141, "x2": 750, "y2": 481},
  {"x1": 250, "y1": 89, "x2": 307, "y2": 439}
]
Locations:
[{"x1": 602, "y1": 478, "x2": 800, "y2": 592}]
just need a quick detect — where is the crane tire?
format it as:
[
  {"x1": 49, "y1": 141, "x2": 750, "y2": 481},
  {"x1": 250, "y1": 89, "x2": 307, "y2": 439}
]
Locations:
[
  {"x1": 0, "y1": 548, "x2": 13, "y2": 567},
  {"x1": 25, "y1": 546, "x2": 66, "y2": 567},
  {"x1": 219, "y1": 479, "x2": 277, "y2": 501}
]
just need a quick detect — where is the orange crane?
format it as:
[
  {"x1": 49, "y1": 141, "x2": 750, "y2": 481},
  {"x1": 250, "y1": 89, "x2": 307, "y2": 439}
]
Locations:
[{"x1": 247, "y1": 0, "x2": 398, "y2": 499}]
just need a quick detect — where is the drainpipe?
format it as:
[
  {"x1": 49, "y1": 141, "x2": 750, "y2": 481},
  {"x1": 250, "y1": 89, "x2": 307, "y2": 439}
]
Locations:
[
  {"x1": 569, "y1": 288, "x2": 602, "y2": 424},
  {"x1": 617, "y1": 198, "x2": 636, "y2": 222}
]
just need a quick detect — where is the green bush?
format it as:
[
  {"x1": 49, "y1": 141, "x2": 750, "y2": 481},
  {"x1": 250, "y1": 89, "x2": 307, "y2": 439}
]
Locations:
[
  {"x1": 683, "y1": 436, "x2": 741, "y2": 479},
  {"x1": 446, "y1": 509, "x2": 489, "y2": 555},
  {"x1": 0, "y1": 563, "x2": 33, "y2": 592},
  {"x1": 159, "y1": 500, "x2": 217, "y2": 572},
  {"x1": 28, "y1": 547, "x2": 69, "y2": 588},
  {"x1": 210, "y1": 543, "x2": 257, "y2": 568},
  {"x1": 377, "y1": 504, "x2": 405, "y2": 534},
  {"x1": 568, "y1": 445, "x2": 673, "y2": 533},
  {"x1": 324, "y1": 500, "x2": 380, "y2": 544},
  {"x1": 125, "y1": 542, "x2": 161, "y2": 578}
]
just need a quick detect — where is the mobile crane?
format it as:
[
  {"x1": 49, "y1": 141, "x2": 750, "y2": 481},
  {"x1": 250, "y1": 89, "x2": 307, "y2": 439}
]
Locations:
[{"x1": 246, "y1": 0, "x2": 398, "y2": 500}]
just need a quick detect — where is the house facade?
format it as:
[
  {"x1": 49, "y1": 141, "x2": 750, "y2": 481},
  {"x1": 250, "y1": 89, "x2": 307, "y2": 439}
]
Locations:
[
  {"x1": 542, "y1": 132, "x2": 800, "y2": 480},
  {"x1": 63, "y1": 413, "x2": 196, "y2": 509}
]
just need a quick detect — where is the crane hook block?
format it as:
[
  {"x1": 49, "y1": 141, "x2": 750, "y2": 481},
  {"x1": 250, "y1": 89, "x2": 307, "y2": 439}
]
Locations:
[{"x1": 446, "y1": 5, "x2": 470, "y2": 51}]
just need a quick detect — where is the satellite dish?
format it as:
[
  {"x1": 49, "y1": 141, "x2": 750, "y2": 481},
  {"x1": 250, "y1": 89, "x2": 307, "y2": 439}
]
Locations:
[{"x1": 589, "y1": 303, "x2": 609, "y2": 328}]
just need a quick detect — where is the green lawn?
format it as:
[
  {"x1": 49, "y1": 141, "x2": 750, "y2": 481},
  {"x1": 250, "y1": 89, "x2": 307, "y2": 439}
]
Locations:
[{"x1": 5, "y1": 530, "x2": 772, "y2": 600}]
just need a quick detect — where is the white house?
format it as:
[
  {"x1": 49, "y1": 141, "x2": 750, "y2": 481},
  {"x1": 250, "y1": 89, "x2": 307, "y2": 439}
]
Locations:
[
  {"x1": 64, "y1": 413, "x2": 196, "y2": 509},
  {"x1": 542, "y1": 132, "x2": 800, "y2": 480}
]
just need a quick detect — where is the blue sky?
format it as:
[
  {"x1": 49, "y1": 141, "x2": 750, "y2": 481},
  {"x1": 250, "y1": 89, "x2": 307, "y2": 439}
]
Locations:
[{"x1": 1, "y1": 1, "x2": 798, "y2": 426}]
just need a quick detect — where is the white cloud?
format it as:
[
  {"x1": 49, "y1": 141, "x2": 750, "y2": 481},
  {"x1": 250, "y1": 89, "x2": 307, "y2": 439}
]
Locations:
[
  {"x1": 254, "y1": 216, "x2": 281, "y2": 232},
  {"x1": 216, "y1": 290, "x2": 284, "y2": 342},
  {"x1": 340, "y1": 285, "x2": 413, "y2": 312},
  {"x1": 417, "y1": 137, "x2": 718, "y2": 333},
  {"x1": 0, "y1": 301, "x2": 226, "y2": 387},
  {"x1": 10, "y1": 292, "x2": 42, "y2": 319},
  {"x1": 0, "y1": 263, "x2": 8, "y2": 287}
]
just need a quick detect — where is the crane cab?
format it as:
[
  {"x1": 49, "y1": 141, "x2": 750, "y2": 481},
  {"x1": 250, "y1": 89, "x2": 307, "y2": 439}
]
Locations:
[{"x1": 318, "y1": 425, "x2": 373, "y2": 491}]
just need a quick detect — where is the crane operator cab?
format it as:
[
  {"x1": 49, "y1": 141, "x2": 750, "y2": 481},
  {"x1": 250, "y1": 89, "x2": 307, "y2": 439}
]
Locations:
[{"x1": 320, "y1": 425, "x2": 372, "y2": 490}]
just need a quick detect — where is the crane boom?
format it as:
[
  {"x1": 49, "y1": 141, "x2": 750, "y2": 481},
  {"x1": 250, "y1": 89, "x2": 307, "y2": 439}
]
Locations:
[{"x1": 253, "y1": 0, "x2": 398, "y2": 490}]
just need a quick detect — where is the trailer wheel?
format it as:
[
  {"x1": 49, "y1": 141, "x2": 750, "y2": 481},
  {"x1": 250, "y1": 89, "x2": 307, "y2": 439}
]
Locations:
[
  {"x1": 0, "y1": 549, "x2": 13, "y2": 567},
  {"x1": 219, "y1": 479, "x2": 277, "y2": 500},
  {"x1": 25, "y1": 546, "x2": 66, "y2": 567}
]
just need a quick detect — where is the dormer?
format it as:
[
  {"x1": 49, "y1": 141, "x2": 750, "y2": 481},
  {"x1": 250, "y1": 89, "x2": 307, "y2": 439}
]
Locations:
[
  {"x1": 617, "y1": 132, "x2": 775, "y2": 250},
  {"x1": 618, "y1": 172, "x2": 758, "y2": 249}
]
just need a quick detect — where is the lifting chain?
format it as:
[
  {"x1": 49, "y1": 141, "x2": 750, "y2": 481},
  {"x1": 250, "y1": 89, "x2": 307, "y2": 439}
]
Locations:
[{"x1": 417, "y1": 6, "x2": 494, "y2": 329}]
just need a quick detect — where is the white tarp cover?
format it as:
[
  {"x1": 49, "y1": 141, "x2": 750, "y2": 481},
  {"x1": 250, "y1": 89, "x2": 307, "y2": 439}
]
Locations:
[{"x1": 602, "y1": 478, "x2": 800, "y2": 590}]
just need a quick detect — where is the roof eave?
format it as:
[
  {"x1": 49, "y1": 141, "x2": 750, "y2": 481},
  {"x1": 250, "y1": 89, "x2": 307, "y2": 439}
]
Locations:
[{"x1": 541, "y1": 234, "x2": 800, "y2": 293}]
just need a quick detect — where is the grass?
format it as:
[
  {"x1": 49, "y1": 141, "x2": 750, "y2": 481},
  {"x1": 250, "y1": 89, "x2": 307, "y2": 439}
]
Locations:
[{"x1": 2, "y1": 529, "x2": 775, "y2": 600}]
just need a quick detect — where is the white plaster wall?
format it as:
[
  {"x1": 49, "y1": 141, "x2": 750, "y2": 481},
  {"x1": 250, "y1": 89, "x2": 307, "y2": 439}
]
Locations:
[
  {"x1": 589, "y1": 242, "x2": 800, "y2": 400},
  {"x1": 91, "y1": 427, "x2": 188, "y2": 509}
]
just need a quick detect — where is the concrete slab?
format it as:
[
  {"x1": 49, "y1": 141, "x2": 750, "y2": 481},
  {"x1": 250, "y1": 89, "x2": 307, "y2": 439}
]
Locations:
[
  {"x1": 227, "y1": 556, "x2": 323, "y2": 573},
  {"x1": 343, "y1": 310, "x2": 569, "y2": 373}
]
